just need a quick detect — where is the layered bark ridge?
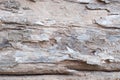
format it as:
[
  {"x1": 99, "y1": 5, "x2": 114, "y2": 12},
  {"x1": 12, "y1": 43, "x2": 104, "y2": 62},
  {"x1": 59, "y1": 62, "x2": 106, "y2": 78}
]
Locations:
[{"x1": 0, "y1": 0, "x2": 120, "y2": 76}]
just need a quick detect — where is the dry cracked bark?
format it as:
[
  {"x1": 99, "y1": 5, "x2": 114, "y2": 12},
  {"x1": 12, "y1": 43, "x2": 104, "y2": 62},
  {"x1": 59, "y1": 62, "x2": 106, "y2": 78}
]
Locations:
[{"x1": 0, "y1": 0, "x2": 120, "y2": 78}]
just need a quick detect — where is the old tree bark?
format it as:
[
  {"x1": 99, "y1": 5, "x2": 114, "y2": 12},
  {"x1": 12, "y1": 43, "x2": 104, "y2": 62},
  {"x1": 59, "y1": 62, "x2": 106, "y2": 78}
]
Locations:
[{"x1": 0, "y1": 0, "x2": 120, "y2": 79}]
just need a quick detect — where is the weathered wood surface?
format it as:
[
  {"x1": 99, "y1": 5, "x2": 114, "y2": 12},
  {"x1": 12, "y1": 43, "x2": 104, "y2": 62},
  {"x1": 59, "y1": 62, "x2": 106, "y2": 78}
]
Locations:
[{"x1": 0, "y1": 0, "x2": 120, "y2": 76}]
